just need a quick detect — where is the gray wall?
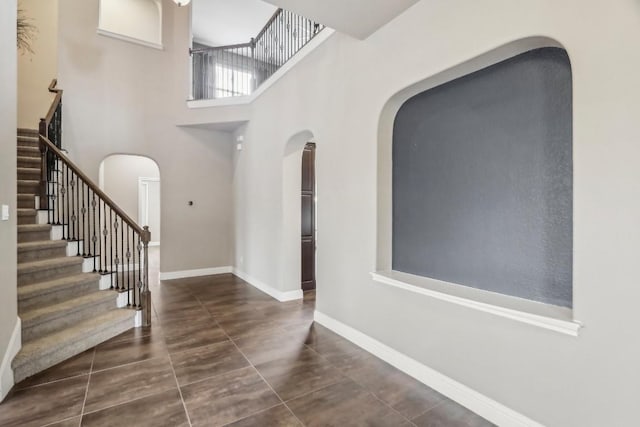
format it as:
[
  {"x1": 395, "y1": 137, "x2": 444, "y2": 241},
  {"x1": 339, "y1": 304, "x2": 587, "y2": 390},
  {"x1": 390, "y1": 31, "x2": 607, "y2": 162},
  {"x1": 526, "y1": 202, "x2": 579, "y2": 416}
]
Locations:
[
  {"x1": 0, "y1": 0, "x2": 18, "y2": 395},
  {"x1": 392, "y1": 48, "x2": 573, "y2": 307},
  {"x1": 57, "y1": 0, "x2": 234, "y2": 273}
]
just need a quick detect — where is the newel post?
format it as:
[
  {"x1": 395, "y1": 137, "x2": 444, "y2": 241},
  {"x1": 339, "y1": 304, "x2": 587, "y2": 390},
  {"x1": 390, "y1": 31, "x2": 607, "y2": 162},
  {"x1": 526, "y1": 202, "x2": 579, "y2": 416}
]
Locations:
[
  {"x1": 141, "y1": 226, "x2": 152, "y2": 327},
  {"x1": 37, "y1": 120, "x2": 49, "y2": 211}
]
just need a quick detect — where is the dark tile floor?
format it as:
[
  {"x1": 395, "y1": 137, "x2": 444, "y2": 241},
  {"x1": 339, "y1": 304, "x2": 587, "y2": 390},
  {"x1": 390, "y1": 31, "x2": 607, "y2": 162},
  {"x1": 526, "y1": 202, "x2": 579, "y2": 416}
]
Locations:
[{"x1": 0, "y1": 253, "x2": 494, "y2": 427}]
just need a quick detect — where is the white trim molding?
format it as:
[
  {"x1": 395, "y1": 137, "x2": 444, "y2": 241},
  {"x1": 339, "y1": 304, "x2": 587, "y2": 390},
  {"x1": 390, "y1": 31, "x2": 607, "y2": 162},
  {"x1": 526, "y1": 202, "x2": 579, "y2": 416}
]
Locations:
[
  {"x1": 371, "y1": 271, "x2": 582, "y2": 337},
  {"x1": 159, "y1": 266, "x2": 232, "y2": 281},
  {"x1": 0, "y1": 317, "x2": 22, "y2": 402},
  {"x1": 96, "y1": 28, "x2": 164, "y2": 51},
  {"x1": 314, "y1": 311, "x2": 545, "y2": 427},
  {"x1": 232, "y1": 268, "x2": 303, "y2": 302}
]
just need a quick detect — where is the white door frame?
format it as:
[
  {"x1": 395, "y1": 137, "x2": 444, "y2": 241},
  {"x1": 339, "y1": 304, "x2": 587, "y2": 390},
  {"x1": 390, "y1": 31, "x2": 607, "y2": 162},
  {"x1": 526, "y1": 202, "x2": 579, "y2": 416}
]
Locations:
[{"x1": 138, "y1": 177, "x2": 160, "y2": 246}]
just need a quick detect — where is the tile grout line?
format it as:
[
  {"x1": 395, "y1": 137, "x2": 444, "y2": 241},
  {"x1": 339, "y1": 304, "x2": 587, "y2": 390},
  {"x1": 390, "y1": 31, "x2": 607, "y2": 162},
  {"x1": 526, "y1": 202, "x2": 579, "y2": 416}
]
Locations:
[
  {"x1": 407, "y1": 396, "x2": 451, "y2": 423},
  {"x1": 166, "y1": 350, "x2": 194, "y2": 427},
  {"x1": 190, "y1": 286, "x2": 308, "y2": 427},
  {"x1": 78, "y1": 346, "x2": 97, "y2": 425}
]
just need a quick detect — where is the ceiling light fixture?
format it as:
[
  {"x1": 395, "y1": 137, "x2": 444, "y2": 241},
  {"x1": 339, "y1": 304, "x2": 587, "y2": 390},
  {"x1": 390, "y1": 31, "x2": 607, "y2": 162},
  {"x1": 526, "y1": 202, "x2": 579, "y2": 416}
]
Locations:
[{"x1": 173, "y1": 0, "x2": 191, "y2": 6}]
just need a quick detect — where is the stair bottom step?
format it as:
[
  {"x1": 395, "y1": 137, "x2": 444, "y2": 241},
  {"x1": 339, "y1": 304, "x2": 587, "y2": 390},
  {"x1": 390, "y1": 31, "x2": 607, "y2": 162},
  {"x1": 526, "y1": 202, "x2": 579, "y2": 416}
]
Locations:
[{"x1": 13, "y1": 309, "x2": 136, "y2": 383}]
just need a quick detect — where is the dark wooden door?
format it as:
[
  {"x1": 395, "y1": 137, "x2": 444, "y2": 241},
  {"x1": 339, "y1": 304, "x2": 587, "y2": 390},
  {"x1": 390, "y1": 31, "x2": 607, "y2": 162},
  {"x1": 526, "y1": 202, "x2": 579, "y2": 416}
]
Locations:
[{"x1": 301, "y1": 143, "x2": 316, "y2": 291}]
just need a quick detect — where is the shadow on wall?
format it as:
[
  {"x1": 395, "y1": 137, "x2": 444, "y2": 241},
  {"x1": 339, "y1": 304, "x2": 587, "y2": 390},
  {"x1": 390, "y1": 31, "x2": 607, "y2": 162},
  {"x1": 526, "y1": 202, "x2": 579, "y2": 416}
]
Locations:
[{"x1": 98, "y1": 154, "x2": 161, "y2": 245}]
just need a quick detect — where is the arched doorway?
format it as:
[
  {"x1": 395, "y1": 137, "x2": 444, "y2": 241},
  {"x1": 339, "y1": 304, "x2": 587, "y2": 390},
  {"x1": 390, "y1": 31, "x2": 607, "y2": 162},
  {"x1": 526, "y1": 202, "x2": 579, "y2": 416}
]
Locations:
[{"x1": 98, "y1": 154, "x2": 161, "y2": 246}]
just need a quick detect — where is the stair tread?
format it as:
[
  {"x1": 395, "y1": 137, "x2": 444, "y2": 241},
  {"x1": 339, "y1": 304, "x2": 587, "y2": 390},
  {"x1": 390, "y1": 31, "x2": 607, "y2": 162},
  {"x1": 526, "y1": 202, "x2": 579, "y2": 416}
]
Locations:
[
  {"x1": 18, "y1": 193, "x2": 37, "y2": 199},
  {"x1": 17, "y1": 179, "x2": 39, "y2": 184},
  {"x1": 17, "y1": 136, "x2": 39, "y2": 141},
  {"x1": 20, "y1": 290, "x2": 116, "y2": 326},
  {"x1": 18, "y1": 224, "x2": 51, "y2": 232},
  {"x1": 17, "y1": 208, "x2": 37, "y2": 216},
  {"x1": 18, "y1": 256, "x2": 84, "y2": 273},
  {"x1": 18, "y1": 128, "x2": 39, "y2": 135},
  {"x1": 18, "y1": 272, "x2": 100, "y2": 299},
  {"x1": 17, "y1": 167, "x2": 40, "y2": 173},
  {"x1": 18, "y1": 240, "x2": 68, "y2": 251},
  {"x1": 12, "y1": 309, "x2": 135, "y2": 369}
]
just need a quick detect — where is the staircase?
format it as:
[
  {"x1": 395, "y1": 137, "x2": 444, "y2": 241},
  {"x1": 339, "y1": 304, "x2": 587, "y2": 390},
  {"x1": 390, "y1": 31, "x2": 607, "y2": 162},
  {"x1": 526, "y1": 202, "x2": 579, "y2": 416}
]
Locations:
[{"x1": 12, "y1": 128, "x2": 136, "y2": 383}]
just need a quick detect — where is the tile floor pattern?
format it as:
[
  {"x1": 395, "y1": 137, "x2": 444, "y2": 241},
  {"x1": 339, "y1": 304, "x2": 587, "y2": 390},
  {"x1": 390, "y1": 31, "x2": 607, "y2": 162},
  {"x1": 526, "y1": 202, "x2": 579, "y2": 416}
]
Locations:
[{"x1": 0, "y1": 271, "x2": 495, "y2": 426}]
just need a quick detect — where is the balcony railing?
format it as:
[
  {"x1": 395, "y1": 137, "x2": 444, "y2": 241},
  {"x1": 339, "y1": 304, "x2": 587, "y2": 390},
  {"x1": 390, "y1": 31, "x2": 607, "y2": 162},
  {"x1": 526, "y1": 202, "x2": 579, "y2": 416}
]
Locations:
[{"x1": 191, "y1": 8, "x2": 324, "y2": 100}]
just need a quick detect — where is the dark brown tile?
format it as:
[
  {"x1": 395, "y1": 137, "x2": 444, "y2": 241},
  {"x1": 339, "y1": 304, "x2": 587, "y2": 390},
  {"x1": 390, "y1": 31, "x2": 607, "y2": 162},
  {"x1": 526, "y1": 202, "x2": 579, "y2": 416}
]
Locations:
[
  {"x1": 16, "y1": 349, "x2": 94, "y2": 389},
  {"x1": 303, "y1": 331, "x2": 363, "y2": 364},
  {"x1": 412, "y1": 398, "x2": 495, "y2": 427},
  {"x1": 81, "y1": 389, "x2": 189, "y2": 427},
  {"x1": 225, "y1": 404, "x2": 301, "y2": 427},
  {"x1": 216, "y1": 310, "x2": 283, "y2": 339},
  {"x1": 0, "y1": 374, "x2": 87, "y2": 427},
  {"x1": 83, "y1": 357, "x2": 177, "y2": 414},
  {"x1": 339, "y1": 351, "x2": 446, "y2": 419},
  {"x1": 92, "y1": 334, "x2": 167, "y2": 372},
  {"x1": 160, "y1": 315, "x2": 217, "y2": 337},
  {"x1": 101, "y1": 325, "x2": 156, "y2": 344},
  {"x1": 162, "y1": 319, "x2": 229, "y2": 354},
  {"x1": 234, "y1": 327, "x2": 310, "y2": 366},
  {"x1": 157, "y1": 306, "x2": 213, "y2": 324},
  {"x1": 287, "y1": 377, "x2": 410, "y2": 427},
  {"x1": 255, "y1": 347, "x2": 344, "y2": 401},
  {"x1": 170, "y1": 340, "x2": 249, "y2": 386},
  {"x1": 181, "y1": 366, "x2": 281, "y2": 427}
]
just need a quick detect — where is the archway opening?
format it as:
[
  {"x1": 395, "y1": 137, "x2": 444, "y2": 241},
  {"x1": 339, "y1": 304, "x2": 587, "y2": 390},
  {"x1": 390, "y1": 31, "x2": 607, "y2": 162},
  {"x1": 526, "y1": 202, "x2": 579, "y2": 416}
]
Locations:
[{"x1": 99, "y1": 154, "x2": 161, "y2": 247}]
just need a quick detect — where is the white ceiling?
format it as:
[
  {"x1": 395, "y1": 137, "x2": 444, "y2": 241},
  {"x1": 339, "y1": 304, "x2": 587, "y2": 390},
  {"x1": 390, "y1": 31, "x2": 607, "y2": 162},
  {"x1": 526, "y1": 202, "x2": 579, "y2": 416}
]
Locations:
[
  {"x1": 259, "y1": 0, "x2": 421, "y2": 39},
  {"x1": 192, "y1": 0, "x2": 277, "y2": 47}
]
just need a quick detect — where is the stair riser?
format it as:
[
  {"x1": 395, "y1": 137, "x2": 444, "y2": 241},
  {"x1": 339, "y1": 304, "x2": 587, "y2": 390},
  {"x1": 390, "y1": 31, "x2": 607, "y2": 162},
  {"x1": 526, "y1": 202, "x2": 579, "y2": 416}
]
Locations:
[
  {"x1": 18, "y1": 170, "x2": 40, "y2": 181},
  {"x1": 18, "y1": 158, "x2": 40, "y2": 168},
  {"x1": 18, "y1": 197, "x2": 36, "y2": 209},
  {"x1": 18, "y1": 230, "x2": 51, "y2": 243},
  {"x1": 22, "y1": 298, "x2": 116, "y2": 343},
  {"x1": 18, "y1": 182, "x2": 39, "y2": 194},
  {"x1": 17, "y1": 214, "x2": 37, "y2": 225},
  {"x1": 18, "y1": 246, "x2": 67, "y2": 263},
  {"x1": 18, "y1": 264, "x2": 83, "y2": 286},
  {"x1": 17, "y1": 137, "x2": 40, "y2": 148},
  {"x1": 12, "y1": 313, "x2": 134, "y2": 383},
  {"x1": 18, "y1": 129, "x2": 39, "y2": 137},
  {"x1": 19, "y1": 280, "x2": 98, "y2": 311},
  {"x1": 17, "y1": 148, "x2": 40, "y2": 158}
]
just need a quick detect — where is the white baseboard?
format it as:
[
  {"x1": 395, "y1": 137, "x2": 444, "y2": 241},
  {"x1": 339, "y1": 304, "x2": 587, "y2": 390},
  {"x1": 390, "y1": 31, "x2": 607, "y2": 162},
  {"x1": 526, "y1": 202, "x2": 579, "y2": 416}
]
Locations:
[
  {"x1": 313, "y1": 311, "x2": 544, "y2": 427},
  {"x1": 0, "y1": 317, "x2": 22, "y2": 402},
  {"x1": 232, "y1": 268, "x2": 303, "y2": 302},
  {"x1": 159, "y1": 266, "x2": 232, "y2": 281}
]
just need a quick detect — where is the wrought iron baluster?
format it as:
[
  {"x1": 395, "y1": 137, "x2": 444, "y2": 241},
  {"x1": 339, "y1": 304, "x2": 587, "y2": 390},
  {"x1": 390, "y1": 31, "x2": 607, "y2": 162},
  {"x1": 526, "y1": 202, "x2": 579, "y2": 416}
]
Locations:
[
  {"x1": 114, "y1": 216, "x2": 119, "y2": 290},
  {"x1": 91, "y1": 192, "x2": 97, "y2": 272},
  {"x1": 137, "y1": 236, "x2": 142, "y2": 308},
  {"x1": 126, "y1": 225, "x2": 131, "y2": 307}
]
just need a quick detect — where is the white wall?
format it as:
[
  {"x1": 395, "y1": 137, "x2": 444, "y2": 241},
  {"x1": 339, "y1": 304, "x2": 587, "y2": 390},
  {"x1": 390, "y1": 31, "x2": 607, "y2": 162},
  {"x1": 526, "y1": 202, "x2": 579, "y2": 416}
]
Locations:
[
  {"x1": 0, "y1": 0, "x2": 19, "y2": 400},
  {"x1": 99, "y1": 0, "x2": 162, "y2": 46},
  {"x1": 226, "y1": 0, "x2": 640, "y2": 425},
  {"x1": 192, "y1": 0, "x2": 276, "y2": 47},
  {"x1": 58, "y1": 0, "x2": 234, "y2": 274},
  {"x1": 17, "y1": 0, "x2": 58, "y2": 128},
  {"x1": 100, "y1": 155, "x2": 161, "y2": 241}
]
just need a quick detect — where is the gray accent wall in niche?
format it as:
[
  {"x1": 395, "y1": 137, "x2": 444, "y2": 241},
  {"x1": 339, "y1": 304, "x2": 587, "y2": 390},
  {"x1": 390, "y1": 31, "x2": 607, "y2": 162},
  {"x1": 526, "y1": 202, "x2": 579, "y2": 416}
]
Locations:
[{"x1": 392, "y1": 47, "x2": 573, "y2": 307}]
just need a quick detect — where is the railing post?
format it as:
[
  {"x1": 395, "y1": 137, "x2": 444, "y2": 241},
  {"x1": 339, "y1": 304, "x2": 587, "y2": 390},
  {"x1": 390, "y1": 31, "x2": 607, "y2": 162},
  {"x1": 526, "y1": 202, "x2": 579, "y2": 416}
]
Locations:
[
  {"x1": 38, "y1": 122, "x2": 49, "y2": 211},
  {"x1": 250, "y1": 38, "x2": 256, "y2": 93},
  {"x1": 141, "y1": 225, "x2": 152, "y2": 327}
]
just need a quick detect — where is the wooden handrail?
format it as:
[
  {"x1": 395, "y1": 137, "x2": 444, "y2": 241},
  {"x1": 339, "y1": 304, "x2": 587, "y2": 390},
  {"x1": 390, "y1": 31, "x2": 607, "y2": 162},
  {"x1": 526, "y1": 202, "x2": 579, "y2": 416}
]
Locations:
[
  {"x1": 43, "y1": 79, "x2": 63, "y2": 126},
  {"x1": 38, "y1": 135, "x2": 150, "y2": 243},
  {"x1": 255, "y1": 8, "x2": 283, "y2": 41},
  {"x1": 190, "y1": 41, "x2": 253, "y2": 54}
]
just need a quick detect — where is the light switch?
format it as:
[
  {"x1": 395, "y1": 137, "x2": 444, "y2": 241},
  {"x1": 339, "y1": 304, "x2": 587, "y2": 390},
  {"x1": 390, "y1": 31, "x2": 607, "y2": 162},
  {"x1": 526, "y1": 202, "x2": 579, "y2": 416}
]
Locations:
[{"x1": 1, "y1": 205, "x2": 9, "y2": 221}]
